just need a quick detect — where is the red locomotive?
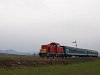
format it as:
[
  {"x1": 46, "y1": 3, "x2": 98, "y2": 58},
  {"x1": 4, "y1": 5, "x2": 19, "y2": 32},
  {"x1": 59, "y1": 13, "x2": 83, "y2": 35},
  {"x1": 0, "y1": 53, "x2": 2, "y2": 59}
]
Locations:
[{"x1": 39, "y1": 42, "x2": 64, "y2": 58}]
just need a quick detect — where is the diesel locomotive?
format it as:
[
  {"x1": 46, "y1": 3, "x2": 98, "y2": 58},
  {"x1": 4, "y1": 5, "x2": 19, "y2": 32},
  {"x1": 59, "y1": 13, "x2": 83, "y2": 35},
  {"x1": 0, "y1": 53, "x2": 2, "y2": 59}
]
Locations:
[{"x1": 39, "y1": 42, "x2": 98, "y2": 58}]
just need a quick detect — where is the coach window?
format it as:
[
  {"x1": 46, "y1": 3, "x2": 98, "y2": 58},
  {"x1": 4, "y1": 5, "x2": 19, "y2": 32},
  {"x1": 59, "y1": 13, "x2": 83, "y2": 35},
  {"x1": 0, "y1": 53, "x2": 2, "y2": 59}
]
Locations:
[{"x1": 66, "y1": 49, "x2": 69, "y2": 53}]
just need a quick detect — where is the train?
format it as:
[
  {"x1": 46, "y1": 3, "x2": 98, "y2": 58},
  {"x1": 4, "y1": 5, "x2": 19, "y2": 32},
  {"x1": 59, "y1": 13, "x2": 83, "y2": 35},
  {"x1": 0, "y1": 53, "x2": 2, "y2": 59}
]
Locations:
[{"x1": 39, "y1": 42, "x2": 98, "y2": 58}]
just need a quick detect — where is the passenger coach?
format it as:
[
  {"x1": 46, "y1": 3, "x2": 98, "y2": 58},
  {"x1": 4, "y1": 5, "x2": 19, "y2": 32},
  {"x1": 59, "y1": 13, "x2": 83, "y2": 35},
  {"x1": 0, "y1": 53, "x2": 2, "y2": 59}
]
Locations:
[{"x1": 61, "y1": 46, "x2": 98, "y2": 57}]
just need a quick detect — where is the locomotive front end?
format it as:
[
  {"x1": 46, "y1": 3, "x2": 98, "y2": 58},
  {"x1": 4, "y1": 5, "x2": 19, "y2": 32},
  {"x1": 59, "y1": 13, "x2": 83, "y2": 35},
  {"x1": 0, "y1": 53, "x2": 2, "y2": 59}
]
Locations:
[{"x1": 39, "y1": 45, "x2": 48, "y2": 58}]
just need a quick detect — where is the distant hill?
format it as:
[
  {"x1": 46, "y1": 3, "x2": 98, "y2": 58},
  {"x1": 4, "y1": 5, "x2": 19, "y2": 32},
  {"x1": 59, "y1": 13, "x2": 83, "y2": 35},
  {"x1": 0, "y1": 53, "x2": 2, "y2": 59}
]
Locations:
[
  {"x1": 0, "y1": 49, "x2": 24, "y2": 55},
  {"x1": 0, "y1": 49, "x2": 38, "y2": 55}
]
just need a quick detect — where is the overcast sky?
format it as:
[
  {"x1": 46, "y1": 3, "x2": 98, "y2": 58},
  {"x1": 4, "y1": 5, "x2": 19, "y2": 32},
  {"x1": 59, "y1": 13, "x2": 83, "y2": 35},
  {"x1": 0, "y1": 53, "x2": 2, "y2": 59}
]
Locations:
[{"x1": 0, "y1": 0, "x2": 100, "y2": 52}]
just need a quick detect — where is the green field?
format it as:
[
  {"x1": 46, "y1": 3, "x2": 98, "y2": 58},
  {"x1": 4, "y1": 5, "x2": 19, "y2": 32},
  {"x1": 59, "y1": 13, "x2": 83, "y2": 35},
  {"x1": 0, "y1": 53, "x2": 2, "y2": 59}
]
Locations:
[
  {"x1": 0, "y1": 60, "x2": 100, "y2": 75},
  {"x1": 0, "y1": 54, "x2": 40, "y2": 59}
]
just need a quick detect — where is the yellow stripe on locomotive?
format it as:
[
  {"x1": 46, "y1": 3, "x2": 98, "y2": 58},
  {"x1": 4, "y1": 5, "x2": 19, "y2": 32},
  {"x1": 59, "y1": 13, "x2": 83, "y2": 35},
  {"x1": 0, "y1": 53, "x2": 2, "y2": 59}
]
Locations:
[{"x1": 40, "y1": 49, "x2": 46, "y2": 53}]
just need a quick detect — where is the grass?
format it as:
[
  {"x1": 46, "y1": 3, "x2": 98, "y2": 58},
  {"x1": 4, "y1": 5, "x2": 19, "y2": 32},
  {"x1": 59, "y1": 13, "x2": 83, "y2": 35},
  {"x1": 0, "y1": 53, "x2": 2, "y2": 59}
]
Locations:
[
  {"x1": 0, "y1": 54, "x2": 40, "y2": 59},
  {"x1": 0, "y1": 60, "x2": 100, "y2": 75}
]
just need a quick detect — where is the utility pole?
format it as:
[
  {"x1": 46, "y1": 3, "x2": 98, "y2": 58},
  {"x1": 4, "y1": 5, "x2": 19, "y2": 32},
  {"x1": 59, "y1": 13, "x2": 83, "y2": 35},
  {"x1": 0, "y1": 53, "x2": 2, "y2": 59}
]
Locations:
[{"x1": 72, "y1": 40, "x2": 77, "y2": 48}]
